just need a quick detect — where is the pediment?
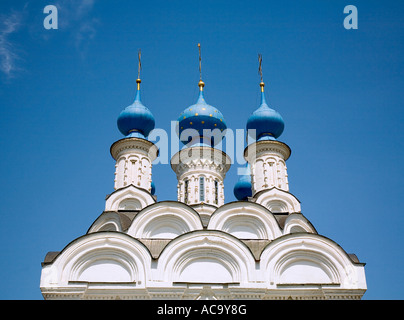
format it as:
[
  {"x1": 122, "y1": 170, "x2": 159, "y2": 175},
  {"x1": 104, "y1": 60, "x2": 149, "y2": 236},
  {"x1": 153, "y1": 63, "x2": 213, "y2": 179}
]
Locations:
[{"x1": 105, "y1": 184, "x2": 156, "y2": 211}]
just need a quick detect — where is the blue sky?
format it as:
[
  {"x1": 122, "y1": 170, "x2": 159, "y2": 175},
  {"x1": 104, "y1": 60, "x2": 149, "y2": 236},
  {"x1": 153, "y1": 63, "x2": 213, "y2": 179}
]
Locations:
[{"x1": 0, "y1": 0, "x2": 403, "y2": 299}]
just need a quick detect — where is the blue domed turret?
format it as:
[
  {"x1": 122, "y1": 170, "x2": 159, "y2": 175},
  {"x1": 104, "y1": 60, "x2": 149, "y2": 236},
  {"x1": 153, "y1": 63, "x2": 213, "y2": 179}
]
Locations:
[
  {"x1": 246, "y1": 82, "x2": 284, "y2": 141},
  {"x1": 117, "y1": 79, "x2": 155, "y2": 139},
  {"x1": 233, "y1": 164, "x2": 252, "y2": 201},
  {"x1": 177, "y1": 80, "x2": 226, "y2": 147}
]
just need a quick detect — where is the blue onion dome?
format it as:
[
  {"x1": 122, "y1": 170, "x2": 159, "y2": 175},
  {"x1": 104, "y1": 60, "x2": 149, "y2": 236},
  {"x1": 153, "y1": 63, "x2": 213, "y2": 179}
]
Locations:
[
  {"x1": 177, "y1": 80, "x2": 227, "y2": 147},
  {"x1": 117, "y1": 79, "x2": 155, "y2": 139},
  {"x1": 150, "y1": 181, "x2": 156, "y2": 195},
  {"x1": 233, "y1": 164, "x2": 252, "y2": 200},
  {"x1": 246, "y1": 82, "x2": 284, "y2": 141}
]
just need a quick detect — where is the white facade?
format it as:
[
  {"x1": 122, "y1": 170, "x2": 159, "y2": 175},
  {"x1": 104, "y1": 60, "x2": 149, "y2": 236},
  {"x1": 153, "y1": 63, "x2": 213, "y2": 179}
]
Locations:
[{"x1": 40, "y1": 132, "x2": 367, "y2": 300}]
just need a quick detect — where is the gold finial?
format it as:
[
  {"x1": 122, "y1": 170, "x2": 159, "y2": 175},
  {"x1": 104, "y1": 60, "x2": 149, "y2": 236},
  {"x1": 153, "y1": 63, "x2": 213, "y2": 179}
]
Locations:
[
  {"x1": 198, "y1": 43, "x2": 205, "y2": 91},
  {"x1": 260, "y1": 81, "x2": 265, "y2": 92},
  {"x1": 258, "y1": 53, "x2": 265, "y2": 92},
  {"x1": 137, "y1": 49, "x2": 142, "y2": 90},
  {"x1": 198, "y1": 79, "x2": 205, "y2": 91}
]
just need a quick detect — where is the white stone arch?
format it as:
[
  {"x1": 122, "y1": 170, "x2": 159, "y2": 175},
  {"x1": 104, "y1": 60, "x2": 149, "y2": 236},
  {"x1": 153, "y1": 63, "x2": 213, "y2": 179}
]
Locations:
[
  {"x1": 275, "y1": 251, "x2": 339, "y2": 285},
  {"x1": 105, "y1": 184, "x2": 155, "y2": 211},
  {"x1": 70, "y1": 249, "x2": 137, "y2": 283},
  {"x1": 260, "y1": 233, "x2": 366, "y2": 289},
  {"x1": 115, "y1": 155, "x2": 127, "y2": 187},
  {"x1": 118, "y1": 198, "x2": 142, "y2": 210},
  {"x1": 140, "y1": 156, "x2": 151, "y2": 167},
  {"x1": 208, "y1": 202, "x2": 282, "y2": 240},
  {"x1": 156, "y1": 231, "x2": 256, "y2": 285},
  {"x1": 88, "y1": 212, "x2": 123, "y2": 233},
  {"x1": 139, "y1": 156, "x2": 151, "y2": 179},
  {"x1": 173, "y1": 249, "x2": 238, "y2": 283},
  {"x1": 283, "y1": 213, "x2": 317, "y2": 234},
  {"x1": 264, "y1": 155, "x2": 278, "y2": 163},
  {"x1": 255, "y1": 187, "x2": 301, "y2": 213},
  {"x1": 253, "y1": 159, "x2": 265, "y2": 190},
  {"x1": 98, "y1": 223, "x2": 118, "y2": 232},
  {"x1": 40, "y1": 232, "x2": 152, "y2": 288},
  {"x1": 127, "y1": 201, "x2": 204, "y2": 239},
  {"x1": 127, "y1": 154, "x2": 140, "y2": 185}
]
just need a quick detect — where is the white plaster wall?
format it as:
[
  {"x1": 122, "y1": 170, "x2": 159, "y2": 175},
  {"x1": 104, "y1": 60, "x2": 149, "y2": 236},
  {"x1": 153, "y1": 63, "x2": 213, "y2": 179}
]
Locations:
[{"x1": 40, "y1": 231, "x2": 367, "y2": 299}]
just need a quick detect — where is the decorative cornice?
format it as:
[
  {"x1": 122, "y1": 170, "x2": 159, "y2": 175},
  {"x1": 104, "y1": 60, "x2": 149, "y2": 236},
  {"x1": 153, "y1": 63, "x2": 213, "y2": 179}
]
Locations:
[
  {"x1": 110, "y1": 137, "x2": 159, "y2": 161},
  {"x1": 244, "y1": 140, "x2": 291, "y2": 162},
  {"x1": 171, "y1": 146, "x2": 231, "y2": 174},
  {"x1": 41, "y1": 287, "x2": 366, "y2": 300}
]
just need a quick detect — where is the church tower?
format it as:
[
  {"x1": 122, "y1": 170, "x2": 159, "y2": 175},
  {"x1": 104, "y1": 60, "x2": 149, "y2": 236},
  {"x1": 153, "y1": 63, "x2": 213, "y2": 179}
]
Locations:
[
  {"x1": 107, "y1": 51, "x2": 158, "y2": 211},
  {"x1": 171, "y1": 45, "x2": 231, "y2": 221},
  {"x1": 245, "y1": 80, "x2": 290, "y2": 194},
  {"x1": 234, "y1": 55, "x2": 297, "y2": 214},
  {"x1": 170, "y1": 80, "x2": 231, "y2": 207},
  {"x1": 113, "y1": 78, "x2": 158, "y2": 193}
]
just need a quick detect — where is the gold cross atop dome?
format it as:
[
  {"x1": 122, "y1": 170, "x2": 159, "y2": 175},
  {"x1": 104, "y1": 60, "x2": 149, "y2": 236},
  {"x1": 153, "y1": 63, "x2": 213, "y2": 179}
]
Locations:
[
  {"x1": 198, "y1": 43, "x2": 204, "y2": 91},
  {"x1": 258, "y1": 53, "x2": 265, "y2": 92},
  {"x1": 137, "y1": 49, "x2": 142, "y2": 90}
]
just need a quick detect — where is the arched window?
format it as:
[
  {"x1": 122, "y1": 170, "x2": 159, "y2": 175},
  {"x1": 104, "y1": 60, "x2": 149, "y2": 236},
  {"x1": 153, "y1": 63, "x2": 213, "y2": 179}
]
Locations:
[
  {"x1": 184, "y1": 179, "x2": 189, "y2": 203},
  {"x1": 214, "y1": 180, "x2": 219, "y2": 205},
  {"x1": 199, "y1": 177, "x2": 205, "y2": 202}
]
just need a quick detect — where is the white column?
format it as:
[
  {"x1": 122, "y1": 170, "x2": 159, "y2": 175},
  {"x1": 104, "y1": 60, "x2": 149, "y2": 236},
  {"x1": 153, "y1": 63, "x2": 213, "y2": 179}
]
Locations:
[
  {"x1": 244, "y1": 140, "x2": 291, "y2": 195},
  {"x1": 110, "y1": 137, "x2": 158, "y2": 193},
  {"x1": 171, "y1": 146, "x2": 231, "y2": 207}
]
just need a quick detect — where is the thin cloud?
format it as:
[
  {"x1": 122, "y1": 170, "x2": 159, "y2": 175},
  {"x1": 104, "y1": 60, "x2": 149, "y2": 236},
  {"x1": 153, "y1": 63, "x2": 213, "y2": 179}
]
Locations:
[
  {"x1": 55, "y1": 0, "x2": 98, "y2": 55},
  {"x1": 0, "y1": 11, "x2": 23, "y2": 77},
  {"x1": 55, "y1": 0, "x2": 95, "y2": 26},
  {"x1": 76, "y1": 0, "x2": 96, "y2": 18},
  {"x1": 75, "y1": 18, "x2": 99, "y2": 54},
  {"x1": 0, "y1": 1, "x2": 98, "y2": 78}
]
